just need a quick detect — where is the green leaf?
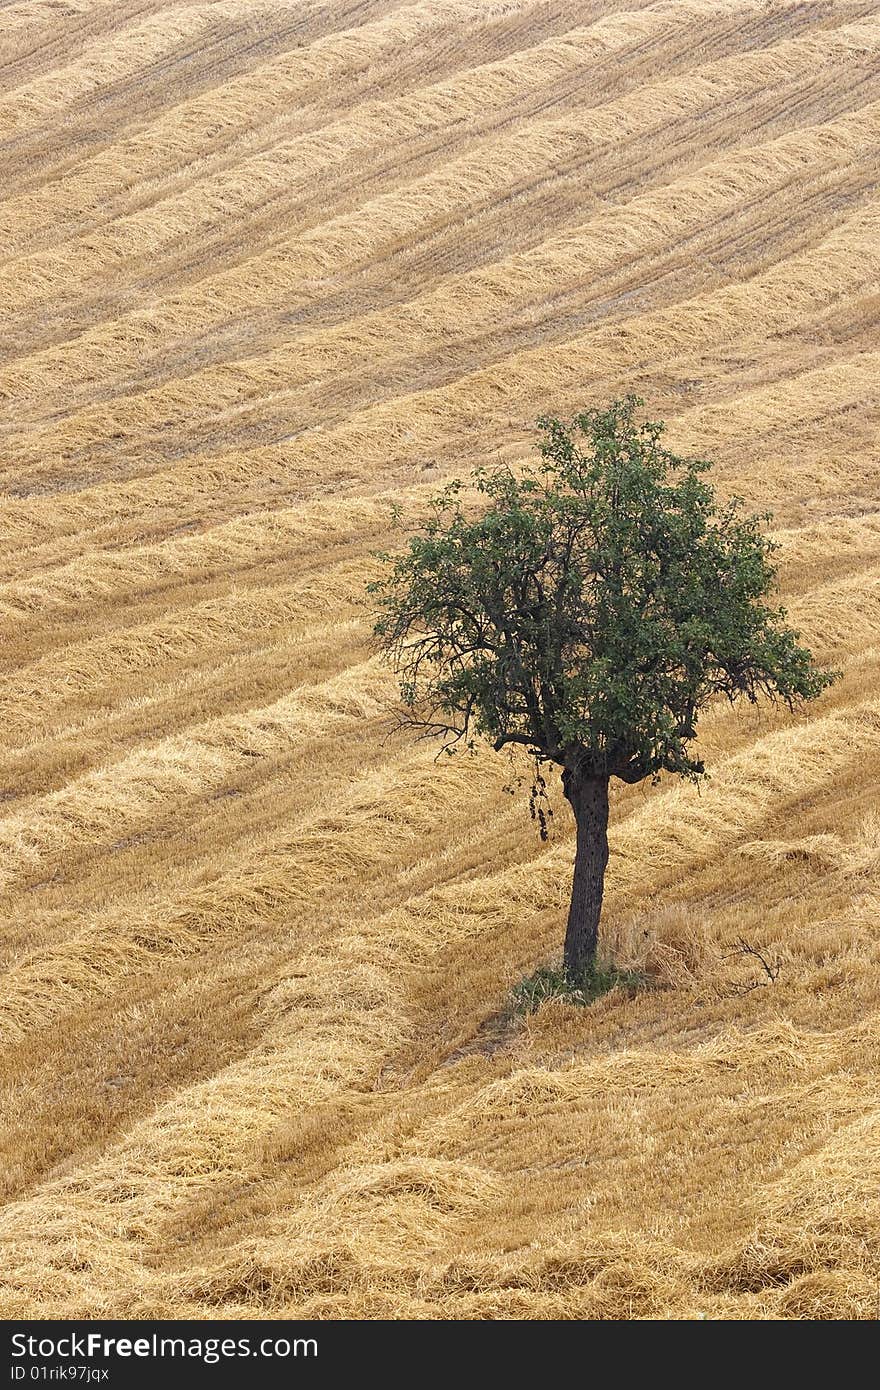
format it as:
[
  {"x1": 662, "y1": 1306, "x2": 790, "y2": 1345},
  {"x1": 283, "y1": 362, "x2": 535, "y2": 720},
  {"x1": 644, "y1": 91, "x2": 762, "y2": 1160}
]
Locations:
[{"x1": 368, "y1": 396, "x2": 836, "y2": 781}]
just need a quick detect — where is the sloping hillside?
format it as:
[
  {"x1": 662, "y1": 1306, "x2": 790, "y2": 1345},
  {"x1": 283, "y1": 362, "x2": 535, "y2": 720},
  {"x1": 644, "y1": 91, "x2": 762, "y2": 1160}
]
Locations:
[{"x1": 1, "y1": 0, "x2": 879, "y2": 1318}]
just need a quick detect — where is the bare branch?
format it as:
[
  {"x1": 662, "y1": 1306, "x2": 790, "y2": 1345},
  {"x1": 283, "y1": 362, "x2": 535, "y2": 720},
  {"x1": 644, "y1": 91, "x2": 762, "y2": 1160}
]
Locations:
[
  {"x1": 493, "y1": 732, "x2": 546, "y2": 753},
  {"x1": 716, "y1": 937, "x2": 782, "y2": 998}
]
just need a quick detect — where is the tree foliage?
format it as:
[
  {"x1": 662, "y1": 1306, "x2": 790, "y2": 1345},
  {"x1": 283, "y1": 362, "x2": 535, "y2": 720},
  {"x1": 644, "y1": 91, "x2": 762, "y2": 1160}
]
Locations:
[{"x1": 370, "y1": 396, "x2": 833, "y2": 786}]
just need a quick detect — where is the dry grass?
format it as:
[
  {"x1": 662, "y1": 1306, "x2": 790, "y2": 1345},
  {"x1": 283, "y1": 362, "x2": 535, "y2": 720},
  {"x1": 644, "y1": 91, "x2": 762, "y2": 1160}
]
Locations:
[{"x1": 1, "y1": 0, "x2": 879, "y2": 1320}]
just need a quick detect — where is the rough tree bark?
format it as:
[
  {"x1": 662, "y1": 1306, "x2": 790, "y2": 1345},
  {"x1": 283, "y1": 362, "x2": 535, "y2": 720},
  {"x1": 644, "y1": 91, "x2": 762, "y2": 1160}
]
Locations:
[{"x1": 562, "y1": 767, "x2": 610, "y2": 976}]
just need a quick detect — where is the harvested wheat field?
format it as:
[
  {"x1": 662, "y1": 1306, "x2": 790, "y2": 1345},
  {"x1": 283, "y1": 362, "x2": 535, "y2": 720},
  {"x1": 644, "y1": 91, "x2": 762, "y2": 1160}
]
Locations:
[{"x1": 1, "y1": 0, "x2": 879, "y2": 1322}]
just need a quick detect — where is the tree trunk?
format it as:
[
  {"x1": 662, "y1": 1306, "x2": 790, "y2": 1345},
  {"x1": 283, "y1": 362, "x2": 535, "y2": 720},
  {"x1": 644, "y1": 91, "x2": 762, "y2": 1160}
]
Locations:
[{"x1": 562, "y1": 769, "x2": 610, "y2": 977}]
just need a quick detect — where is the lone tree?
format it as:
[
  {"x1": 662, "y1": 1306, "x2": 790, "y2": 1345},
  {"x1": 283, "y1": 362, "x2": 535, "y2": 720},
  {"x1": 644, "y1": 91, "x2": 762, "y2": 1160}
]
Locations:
[{"x1": 370, "y1": 397, "x2": 834, "y2": 979}]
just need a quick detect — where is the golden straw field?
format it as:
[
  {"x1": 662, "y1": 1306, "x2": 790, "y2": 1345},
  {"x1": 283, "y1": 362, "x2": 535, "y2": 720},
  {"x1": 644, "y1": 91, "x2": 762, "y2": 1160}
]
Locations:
[{"x1": 1, "y1": 0, "x2": 880, "y2": 1319}]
